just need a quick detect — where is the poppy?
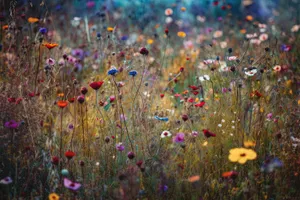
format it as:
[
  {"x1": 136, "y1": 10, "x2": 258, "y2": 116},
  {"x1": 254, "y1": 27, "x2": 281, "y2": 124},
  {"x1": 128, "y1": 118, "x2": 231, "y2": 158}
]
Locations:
[
  {"x1": 68, "y1": 97, "x2": 75, "y2": 103},
  {"x1": 28, "y1": 17, "x2": 39, "y2": 23},
  {"x1": 65, "y1": 150, "x2": 75, "y2": 160},
  {"x1": 89, "y1": 81, "x2": 104, "y2": 90},
  {"x1": 43, "y1": 43, "x2": 59, "y2": 50},
  {"x1": 7, "y1": 97, "x2": 16, "y2": 103},
  {"x1": 189, "y1": 85, "x2": 199, "y2": 90},
  {"x1": 202, "y1": 129, "x2": 216, "y2": 138},
  {"x1": 57, "y1": 100, "x2": 68, "y2": 109},
  {"x1": 160, "y1": 94, "x2": 165, "y2": 98},
  {"x1": 195, "y1": 101, "x2": 205, "y2": 107},
  {"x1": 2, "y1": 25, "x2": 8, "y2": 30}
]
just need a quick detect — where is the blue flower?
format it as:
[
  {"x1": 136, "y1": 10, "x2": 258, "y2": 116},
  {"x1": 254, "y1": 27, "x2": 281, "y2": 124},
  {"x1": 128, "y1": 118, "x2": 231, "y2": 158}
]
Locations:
[
  {"x1": 39, "y1": 27, "x2": 47, "y2": 34},
  {"x1": 154, "y1": 116, "x2": 169, "y2": 122},
  {"x1": 129, "y1": 70, "x2": 137, "y2": 77},
  {"x1": 107, "y1": 67, "x2": 118, "y2": 76},
  {"x1": 261, "y1": 157, "x2": 283, "y2": 173},
  {"x1": 121, "y1": 36, "x2": 128, "y2": 41}
]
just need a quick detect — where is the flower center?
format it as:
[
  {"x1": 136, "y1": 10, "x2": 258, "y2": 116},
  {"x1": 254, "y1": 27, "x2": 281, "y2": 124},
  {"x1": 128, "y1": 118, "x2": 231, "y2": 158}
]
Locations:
[
  {"x1": 164, "y1": 132, "x2": 168, "y2": 136},
  {"x1": 240, "y1": 153, "x2": 246, "y2": 157},
  {"x1": 70, "y1": 183, "x2": 75, "y2": 187}
]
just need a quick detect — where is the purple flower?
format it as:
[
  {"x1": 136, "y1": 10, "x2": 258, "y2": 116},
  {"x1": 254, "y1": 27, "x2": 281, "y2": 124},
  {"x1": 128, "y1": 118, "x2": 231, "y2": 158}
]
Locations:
[
  {"x1": 261, "y1": 157, "x2": 283, "y2": 173},
  {"x1": 120, "y1": 114, "x2": 127, "y2": 121},
  {"x1": 159, "y1": 184, "x2": 168, "y2": 193},
  {"x1": 191, "y1": 131, "x2": 199, "y2": 137},
  {"x1": 72, "y1": 49, "x2": 84, "y2": 58},
  {"x1": 46, "y1": 58, "x2": 56, "y2": 66},
  {"x1": 64, "y1": 178, "x2": 81, "y2": 191},
  {"x1": 116, "y1": 143, "x2": 125, "y2": 151},
  {"x1": 266, "y1": 113, "x2": 273, "y2": 121},
  {"x1": 4, "y1": 120, "x2": 19, "y2": 129},
  {"x1": 0, "y1": 177, "x2": 12, "y2": 185},
  {"x1": 86, "y1": 1, "x2": 95, "y2": 8},
  {"x1": 173, "y1": 133, "x2": 185, "y2": 143}
]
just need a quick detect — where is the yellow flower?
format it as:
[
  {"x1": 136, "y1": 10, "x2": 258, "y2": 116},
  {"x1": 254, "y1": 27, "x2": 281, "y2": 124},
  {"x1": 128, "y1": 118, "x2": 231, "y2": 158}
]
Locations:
[
  {"x1": 107, "y1": 27, "x2": 114, "y2": 32},
  {"x1": 49, "y1": 193, "x2": 59, "y2": 200},
  {"x1": 244, "y1": 141, "x2": 256, "y2": 148},
  {"x1": 147, "y1": 39, "x2": 154, "y2": 45},
  {"x1": 177, "y1": 31, "x2": 186, "y2": 38},
  {"x1": 228, "y1": 148, "x2": 257, "y2": 164}
]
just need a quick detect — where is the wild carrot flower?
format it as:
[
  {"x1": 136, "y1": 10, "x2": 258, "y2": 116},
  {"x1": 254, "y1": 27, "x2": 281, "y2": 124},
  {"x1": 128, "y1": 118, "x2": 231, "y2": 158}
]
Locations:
[
  {"x1": 228, "y1": 148, "x2": 257, "y2": 164},
  {"x1": 63, "y1": 178, "x2": 81, "y2": 191},
  {"x1": 161, "y1": 130, "x2": 172, "y2": 138}
]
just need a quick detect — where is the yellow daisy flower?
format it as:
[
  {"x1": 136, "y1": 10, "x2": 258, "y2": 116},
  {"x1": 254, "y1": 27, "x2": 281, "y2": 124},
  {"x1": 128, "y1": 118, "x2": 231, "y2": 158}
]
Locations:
[{"x1": 228, "y1": 148, "x2": 257, "y2": 164}]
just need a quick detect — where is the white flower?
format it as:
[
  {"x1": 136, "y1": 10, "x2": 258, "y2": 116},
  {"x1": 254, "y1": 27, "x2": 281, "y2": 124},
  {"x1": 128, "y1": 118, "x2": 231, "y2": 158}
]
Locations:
[
  {"x1": 203, "y1": 59, "x2": 215, "y2": 65},
  {"x1": 246, "y1": 33, "x2": 257, "y2": 39},
  {"x1": 71, "y1": 17, "x2": 81, "y2": 27},
  {"x1": 220, "y1": 41, "x2": 227, "y2": 49},
  {"x1": 197, "y1": 16, "x2": 206, "y2": 23},
  {"x1": 221, "y1": 119, "x2": 225, "y2": 123},
  {"x1": 218, "y1": 124, "x2": 222, "y2": 127},
  {"x1": 259, "y1": 33, "x2": 268, "y2": 41},
  {"x1": 227, "y1": 56, "x2": 237, "y2": 61},
  {"x1": 291, "y1": 25, "x2": 300, "y2": 32},
  {"x1": 199, "y1": 75, "x2": 210, "y2": 81},
  {"x1": 245, "y1": 69, "x2": 258, "y2": 76},
  {"x1": 161, "y1": 130, "x2": 172, "y2": 138}
]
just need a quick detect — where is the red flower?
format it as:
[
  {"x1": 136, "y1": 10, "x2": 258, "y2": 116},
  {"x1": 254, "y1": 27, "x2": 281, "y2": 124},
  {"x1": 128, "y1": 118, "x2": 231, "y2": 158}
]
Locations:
[
  {"x1": 189, "y1": 85, "x2": 199, "y2": 90},
  {"x1": 89, "y1": 81, "x2": 104, "y2": 90},
  {"x1": 139, "y1": 47, "x2": 149, "y2": 55},
  {"x1": 187, "y1": 97, "x2": 194, "y2": 103},
  {"x1": 179, "y1": 67, "x2": 184, "y2": 72},
  {"x1": 192, "y1": 91, "x2": 199, "y2": 95},
  {"x1": 57, "y1": 100, "x2": 68, "y2": 109},
  {"x1": 109, "y1": 96, "x2": 115, "y2": 103},
  {"x1": 202, "y1": 129, "x2": 216, "y2": 138},
  {"x1": 28, "y1": 92, "x2": 35, "y2": 97},
  {"x1": 7, "y1": 97, "x2": 16, "y2": 103},
  {"x1": 213, "y1": 1, "x2": 219, "y2": 6},
  {"x1": 16, "y1": 98, "x2": 23, "y2": 104},
  {"x1": 182, "y1": 114, "x2": 189, "y2": 121},
  {"x1": 164, "y1": 28, "x2": 169, "y2": 35},
  {"x1": 222, "y1": 171, "x2": 238, "y2": 179},
  {"x1": 81, "y1": 87, "x2": 88, "y2": 95},
  {"x1": 195, "y1": 101, "x2": 205, "y2": 107},
  {"x1": 160, "y1": 94, "x2": 165, "y2": 98},
  {"x1": 68, "y1": 97, "x2": 75, "y2": 103},
  {"x1": 136, "y1": 160, "x2": 143, "y2": 167},
  {"x1": 65, "y1": 150, "x2": 75, "y2": 160},
  {"x1": 51, "y1": 156, "x2": 59, "y2": 165}
]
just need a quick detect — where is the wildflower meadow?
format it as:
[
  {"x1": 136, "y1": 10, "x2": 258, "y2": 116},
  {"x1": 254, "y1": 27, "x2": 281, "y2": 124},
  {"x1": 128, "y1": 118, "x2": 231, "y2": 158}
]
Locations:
[{"x1": 0, "y1": 0, "x2": 300, "y2": 199}]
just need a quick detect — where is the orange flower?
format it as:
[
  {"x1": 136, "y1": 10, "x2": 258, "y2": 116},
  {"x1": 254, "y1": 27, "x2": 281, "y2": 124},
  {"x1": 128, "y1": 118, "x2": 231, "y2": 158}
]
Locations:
[
  {"x1": 43, "y1": 43, "x2": 59, "y2": 50},
  {"x1": 2, "y1": 25, "x2": 8, "y2": 30},
  {"x1": 28, "y1": 17, "x2": 39, "y2": 23},
  {"x1": 188, "y1": 175, "x2": 200, "y2": 182},
  {"x1": 107, "y1": 27, "x2": 114, "y2": 32},
  {"x1": 57, "y1": 100, "x2": 68, "y2": 109},
  {"x1": 246, "y1": 15, "x2": 253, "y2": 21}
]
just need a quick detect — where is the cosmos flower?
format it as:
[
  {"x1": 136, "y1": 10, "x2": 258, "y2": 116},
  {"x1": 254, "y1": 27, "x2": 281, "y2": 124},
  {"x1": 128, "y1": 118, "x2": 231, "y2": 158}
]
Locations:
[
  {"x1": 63, "y1": 178, "x2": 81, "y2": 191},
  {"x1": 199, "y1": 75, "x2": 210, "y2": 81},
  {"x1": 244, "y1": 68, "x2": 257, "y2": 76},
  {"x1": 0, "y1": 177, "x2": 13, "y2": 184},
  {"x1": 165, "y1": 8, "x2": 173, "y2": 16},
  {"x1": 259, "y1": 33, "x2": 268, "y2": 41},
  {"x1": 228, "y1": 148, "x2": 257, "y2": 164},
  {"x1": 273, "y1": 65, "x2": 281, "y2": 72},
  {"x1": 161, "y1": 130, "x2": 172, "y2": 138},
  {"x1": 48, "y1": 193, "x2": 59, "y2": 200},
  {"x1": 173, "y1": 132, "x2": 185, "y2": 143},
  {"x1": 227, "y1": 56, "x2": 237, "y2": 61},
  {"x1": 203, "y1": 59, "x2": 215, "y2": 65}
]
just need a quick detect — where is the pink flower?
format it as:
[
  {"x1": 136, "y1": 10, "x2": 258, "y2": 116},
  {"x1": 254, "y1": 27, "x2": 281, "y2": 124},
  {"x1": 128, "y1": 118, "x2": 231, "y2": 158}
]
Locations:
[
  {"x1": 173, "y1": 133, "x2": 185, "y2": 143},
  {"x1": 0, "y1": 177, "x2": 12, "y2": 184},
  {"x1": 46, "y1": 58, "x2": 56, "y2": 66},
  {"x1": 64, "y1": 178, "x2": 81, "y2": 191}
]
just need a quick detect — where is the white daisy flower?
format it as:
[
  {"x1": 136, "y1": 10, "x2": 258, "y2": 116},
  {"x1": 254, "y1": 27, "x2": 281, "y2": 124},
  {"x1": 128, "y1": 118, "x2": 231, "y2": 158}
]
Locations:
[{"x1": 199, "y1": 75, "x2": 210, "y2": 81}]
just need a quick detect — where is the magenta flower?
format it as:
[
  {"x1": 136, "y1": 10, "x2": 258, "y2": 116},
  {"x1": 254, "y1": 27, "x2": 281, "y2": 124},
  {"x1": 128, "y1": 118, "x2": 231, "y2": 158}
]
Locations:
[
  {"x1": 173, "y1": 133, "x2": 185, "y2": 143},
  {"x1": 64, "y1": 178, "x2": 81, "y2": 191},
  {"x1": 46, "y1": 58, "x2": 56, "y2": 66},
  {"x1": 116, "y1": 143, "x2": 125, "y2": 151},
  {"x1": 0, "y1": 177, "x2": 12, "y2": 185},
  {"x1": 4, "y1": 120, "x2": 19, "y2": 129}
]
